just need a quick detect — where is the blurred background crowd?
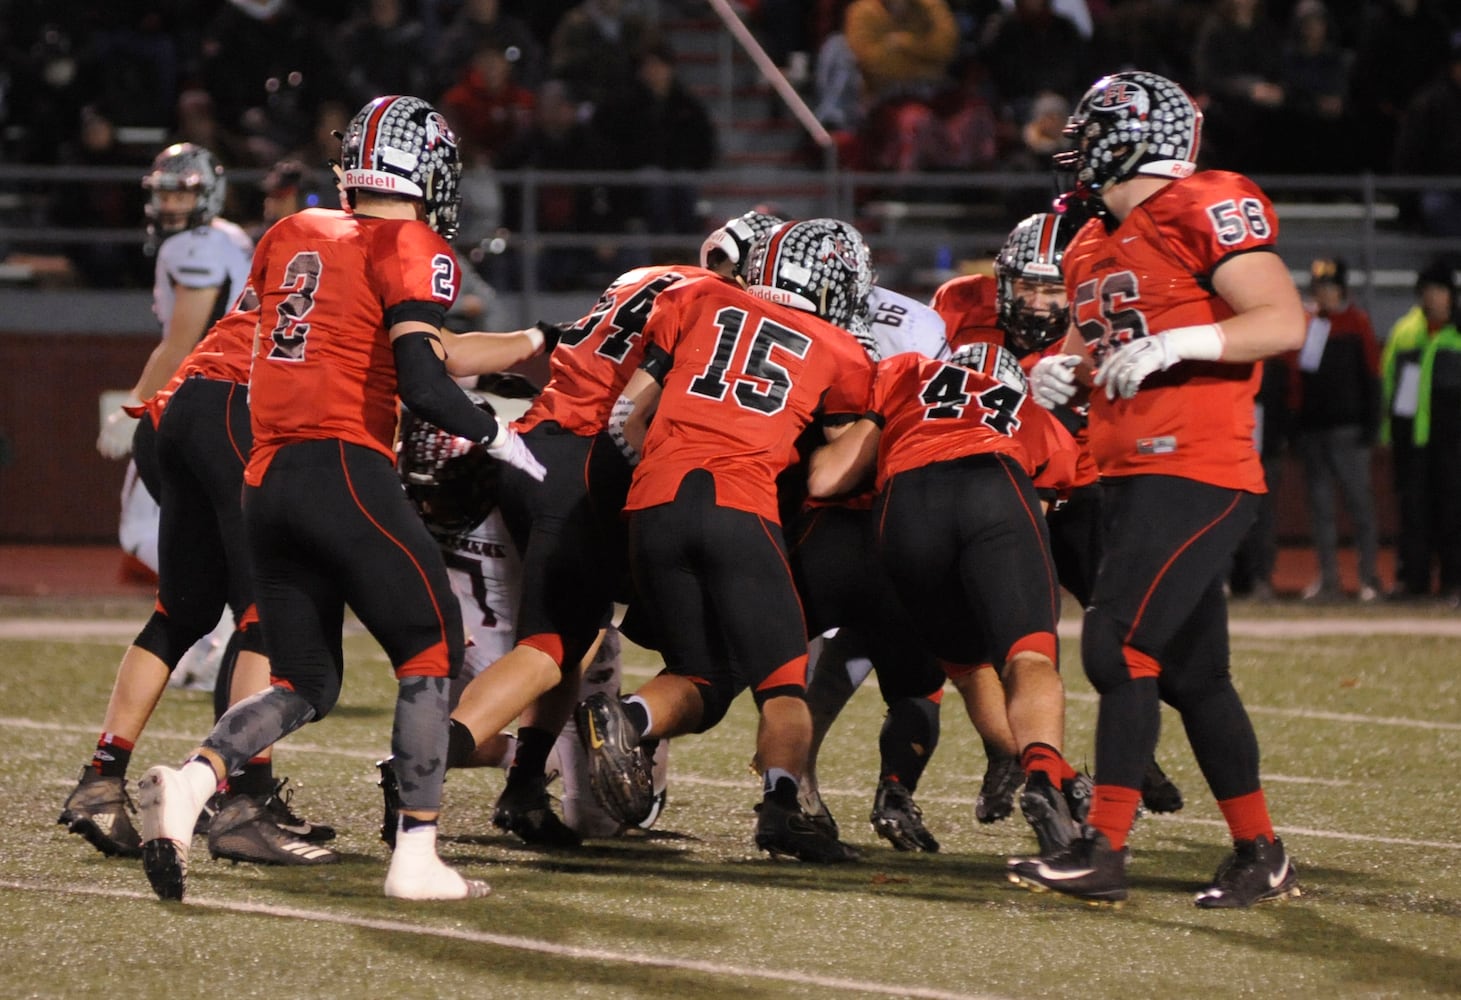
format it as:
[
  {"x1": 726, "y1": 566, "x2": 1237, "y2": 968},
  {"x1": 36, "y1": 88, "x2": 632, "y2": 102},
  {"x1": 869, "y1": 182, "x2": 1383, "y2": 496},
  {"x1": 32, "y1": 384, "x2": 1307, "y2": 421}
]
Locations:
[{"x1": 0, "y1": 0, "x2": 1459, "y2": 293}]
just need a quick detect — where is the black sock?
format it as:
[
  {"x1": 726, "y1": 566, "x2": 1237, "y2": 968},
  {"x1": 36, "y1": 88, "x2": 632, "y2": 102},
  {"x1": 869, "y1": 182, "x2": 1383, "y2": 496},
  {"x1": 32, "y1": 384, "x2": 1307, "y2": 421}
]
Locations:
[
  {"x1": 763, "y1": 771, "x2": 800, "y2": 809},
  {"x1": 505, "y1": 726, "x2": 556, "y2": 787},
  {"x1": 401, "y1": 814, "x2": 436, "y2": 834},
  {"x1": 622, "y1": 699, "x2": 649, "y2": 739},
  {"x1": 878, "y1": 696, "x2": 940, "y2": 792},
  {"x1": 445, "y1": 719, "x2": 477, "y2": 770},
  {"x1": 230, "y1": 759, "x2": 274, "y2": 799},
  {"x1": 91, "y1": 740, "x2": 132, "y2": 779}
]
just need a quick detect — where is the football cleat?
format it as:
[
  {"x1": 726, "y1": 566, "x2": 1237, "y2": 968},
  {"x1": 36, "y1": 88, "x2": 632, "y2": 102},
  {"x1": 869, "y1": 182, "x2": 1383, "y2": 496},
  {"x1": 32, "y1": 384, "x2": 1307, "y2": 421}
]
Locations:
[
  {"x1": 575, "y1": 693, "x2": 656, "y2": 827},
  {"x1": 754, "y1": 798, "x2": 859, "y2": 863},
  {"x1": 138, "y1": 764, "x2": 210, "y2": 902},
  {"x1": 1064, "y1": 770, "x2": 1094, "y2": 825},
  {"x1": 1194, "y1": 835, "x2": 1300, "y2": 909},
  {"x1": 1019, "y1": 771, "x2": 1081, "y2": 856},
  {"x1": 869, "y1": 779, "x2": 939, "y2": 852},
  {"x1": 377, "y1": 757, "x2": 401, "y2": 849},
  {"x1": 207, "y1": 794, "x2": 339, "y2": 866},
  {"x1": 492, "y1": 775, "x2": 582, "y2": 848},
  {"x1": 1007, "y1": 827, "x2": 1129, "y2": 906},
  {"x1": 384, "y1": 825, "x2": 491, "y2": 900},
  {"x1": 260, "y1": 777, "x2": 335, "y2": 843},
  {"x1": 975, "y1": 753, "x2": 1024, "y2": 824},
  {"x1": 58, "y1": 768, "x2": 143, "y2": 858},
  {"x1": 1140, "y1": 758, "x2": 1184, "y2": 815}
]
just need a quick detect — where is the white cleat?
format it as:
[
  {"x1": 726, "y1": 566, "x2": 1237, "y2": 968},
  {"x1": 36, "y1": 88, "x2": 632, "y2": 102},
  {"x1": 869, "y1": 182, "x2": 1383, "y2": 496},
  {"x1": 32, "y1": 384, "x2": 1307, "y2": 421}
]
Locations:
[
  {"x1": 137, "y1": 763, "x2": 213, "y2": 901},
  {"x1": 383, "y1": 825, "x2": 491, "y2": 901}
]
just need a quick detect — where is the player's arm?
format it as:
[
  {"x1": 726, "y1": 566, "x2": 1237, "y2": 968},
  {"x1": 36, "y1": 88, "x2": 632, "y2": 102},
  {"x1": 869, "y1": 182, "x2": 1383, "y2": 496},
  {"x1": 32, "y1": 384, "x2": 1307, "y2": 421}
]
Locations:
[
  {"x1": 391, "y1": 320, "x2": 545, "y2": 480},
  {"x1": 807, "y1": 417, "x2": 880, "y2": 498},
  {"x1": 133, "y1": 284, "x2": 223, "y2": 401},
  {"x1": 615, "y1": 365, "x2": 664, "y2": 459},
  {"x1": 438, "y1": 322, "x2": 560, "y2": 378}
]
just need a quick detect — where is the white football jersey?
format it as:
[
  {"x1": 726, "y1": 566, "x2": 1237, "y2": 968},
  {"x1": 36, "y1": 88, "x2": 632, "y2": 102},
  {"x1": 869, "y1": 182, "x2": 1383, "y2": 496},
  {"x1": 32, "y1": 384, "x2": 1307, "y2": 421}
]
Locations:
[
  {"x1": 152, "y1": 218, "x2": 253, "y2": 337},
  {"x1": 439, "y1": 510, "x2": 522, "y2": 705},
  {"x1": 866, "y1": 286, "x2": 949, "y2": 361}
]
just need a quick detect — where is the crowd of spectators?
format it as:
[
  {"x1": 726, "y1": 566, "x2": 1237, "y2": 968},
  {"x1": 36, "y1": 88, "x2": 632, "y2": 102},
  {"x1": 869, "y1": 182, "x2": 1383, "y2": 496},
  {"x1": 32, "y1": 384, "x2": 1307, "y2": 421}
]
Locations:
[{"x1": 2, "y1": 0, "x2": 1460, "y2": 290}]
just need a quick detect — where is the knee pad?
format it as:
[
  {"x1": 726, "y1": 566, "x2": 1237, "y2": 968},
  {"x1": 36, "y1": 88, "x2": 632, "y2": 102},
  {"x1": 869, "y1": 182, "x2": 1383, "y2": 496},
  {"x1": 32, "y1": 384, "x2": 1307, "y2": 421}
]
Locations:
[
  {"x1": 1080, "y1": 609, "x2": 1137, "y2": 693},
  {"x1": 134, "y1": 608, "x2": 210, "y2": 670},
  {"x1": 691, "y1": 677, "x2": 737, "y2": 733}
]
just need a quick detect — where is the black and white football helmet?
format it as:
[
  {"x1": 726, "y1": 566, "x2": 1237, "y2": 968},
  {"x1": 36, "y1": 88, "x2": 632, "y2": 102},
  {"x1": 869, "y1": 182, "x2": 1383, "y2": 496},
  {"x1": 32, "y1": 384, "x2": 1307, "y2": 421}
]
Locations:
[
  {"x1": 700, "y1": 210, "x2": 785, "y2": 280},
  {"x1": 1055, "y1": 71, "x2": 1202, "y2": 206},
  {"x1": 744, "y1": 218, "x2": 874, "y2": 334},
  {"x1": 947, "y1": 341, "x2": 1029, "y2": 395},
  {"x1": 396, "y1": 392, "x2": 500, "y2": 536},
  {"x1": 995, "y1": 212, "x2": 1075, "y2": 354},
  {"x1": 142, "y1": 142, "x2": 226, "y2": 245},
  {"x1": 340, "y1": 95, "x2": 462, "y2": 239}
]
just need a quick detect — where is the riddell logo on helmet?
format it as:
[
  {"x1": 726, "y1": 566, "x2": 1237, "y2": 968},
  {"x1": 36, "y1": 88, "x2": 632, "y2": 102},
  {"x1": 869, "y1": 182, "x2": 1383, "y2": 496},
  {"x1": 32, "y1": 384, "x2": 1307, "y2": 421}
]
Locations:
[
  {"x1": 1094, "y1": 81, "x2": 1149, "y2": 115},
  {"x1": 343, "y1": 170, "x2": 406, "y2": 192}
]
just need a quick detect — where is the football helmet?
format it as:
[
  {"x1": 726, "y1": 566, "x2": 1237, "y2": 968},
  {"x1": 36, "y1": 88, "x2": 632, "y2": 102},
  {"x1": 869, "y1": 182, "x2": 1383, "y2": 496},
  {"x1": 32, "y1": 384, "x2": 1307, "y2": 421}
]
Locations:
[
  {"x1": 744, "y1": 218, "x2": 874, "y2": 334},
  {"x1": 699, "y1": 210, "x2": 784, "y2": 280},
  {"x1": 995, "y1": 212, "x2": 1075, "y2": 353},
  {"x1": 1055, "y1": 71, "x2": 1202, "y2": 204},
  {"x1": 396, "y1": 392, "x2": 500, "y2": 535},
  {"x1": 340, "y1": 95, "x2": 462, "y2": 239},
  {"x1": 142, "y1": 143, "x2": 226, "y2": 244},
  {"x1": 947, "y1": 341, "x2": 1028, "y2": 396}
]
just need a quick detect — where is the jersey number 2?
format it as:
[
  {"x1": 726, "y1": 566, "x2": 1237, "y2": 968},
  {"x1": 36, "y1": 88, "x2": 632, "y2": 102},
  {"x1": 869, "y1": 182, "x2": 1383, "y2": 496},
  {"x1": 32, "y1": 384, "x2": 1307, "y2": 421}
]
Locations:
[{"x1": 267, "y1": 251, "x2": 322, "y2": 361}]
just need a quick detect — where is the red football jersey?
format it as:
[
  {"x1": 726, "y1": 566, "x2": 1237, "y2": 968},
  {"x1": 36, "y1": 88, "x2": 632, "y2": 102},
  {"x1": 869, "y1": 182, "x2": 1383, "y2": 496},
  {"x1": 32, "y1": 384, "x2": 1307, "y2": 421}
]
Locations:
[
  {"x1": 626, "y1": 279, "x2": 875, "y2": 522},
  {"x1": 1064, "y1": 170, "x2": 1273, "y2": 491},
  {"x1": 930, "y1": 274, "x2": 1098, "y2": 492},
  {"x1": 141, "y1": 292, "x2": 259, "y2": 428},
  {"x1": 930, "y1": 273, "x2": 1003, "y2": 353},
  {"x1": 870, "y1": 347, "x2": 1074, "y2": 491},
  {"x1": 517, "y1": 264, "x2": 723, "y2": 436},
  {"x1": 244, "y1": 208, "x2": 460, "y2": 485}
]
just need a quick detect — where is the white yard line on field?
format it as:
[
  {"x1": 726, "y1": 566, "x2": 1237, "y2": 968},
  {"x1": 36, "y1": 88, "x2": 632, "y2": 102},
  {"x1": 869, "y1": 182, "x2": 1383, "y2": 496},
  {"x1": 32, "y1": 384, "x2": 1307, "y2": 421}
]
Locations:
[{"x1": 0, "y1": 880, "x2": 1005, "y2": 1000}]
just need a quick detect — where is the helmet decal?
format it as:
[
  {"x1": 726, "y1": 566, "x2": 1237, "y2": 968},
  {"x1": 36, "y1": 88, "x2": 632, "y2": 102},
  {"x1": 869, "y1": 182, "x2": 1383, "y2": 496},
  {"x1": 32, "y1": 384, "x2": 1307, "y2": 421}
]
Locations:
[
  {"x1": 341, "y1": 95, "x2": 463, "y2": 239},
  {"x1": 744, "y1": 218, "x2": 874, "y2": 334}
]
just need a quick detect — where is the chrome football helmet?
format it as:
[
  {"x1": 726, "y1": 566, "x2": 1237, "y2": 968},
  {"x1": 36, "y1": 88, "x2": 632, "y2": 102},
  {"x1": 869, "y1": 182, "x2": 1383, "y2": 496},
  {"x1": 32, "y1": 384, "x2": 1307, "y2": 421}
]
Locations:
[
  {"x1": 699, "y1": 210, "x2": 785, "y2": 280},
  {"x1": 995, "y1": 212, "x2": 1075, "y2": 354},
  {"x1": 744, "y1": 218, "x2": 874, "y2": 334},
  {"x1": 1055, "y1": 71, "x2": 1202, "y2": 205},
  {"x1": 397, "y1": 391, "x2": 499, "y2": 535},
  {"x1": 142, "y1": 142, "x2": 226, "y2": 245},
  {"x1": 340, "y1": 95, "x2": 462, "y2": 239}
]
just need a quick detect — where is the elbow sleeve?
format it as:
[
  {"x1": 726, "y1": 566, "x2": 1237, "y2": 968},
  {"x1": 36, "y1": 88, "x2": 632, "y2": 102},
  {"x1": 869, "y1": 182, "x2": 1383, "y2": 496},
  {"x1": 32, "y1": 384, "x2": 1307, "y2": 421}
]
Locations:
[{"x1": 393, "y1": 332, "x2": 499, "y2": 443}]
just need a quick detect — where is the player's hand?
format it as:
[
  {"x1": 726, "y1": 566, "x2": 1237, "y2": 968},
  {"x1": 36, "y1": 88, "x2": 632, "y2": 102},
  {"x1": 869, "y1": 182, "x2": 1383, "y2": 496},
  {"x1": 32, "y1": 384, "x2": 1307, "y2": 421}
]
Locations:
[
  {"x1": 1094, "y1": 325, "x2": 1224, "y2": 400},
  {"x1": 1029, "y1": 355, "x2": 1082, "y2": 409},
  {"x1": 485, "y1": 425, "x2": 546, "y2": 481},
  {"x1": 97, "y1": 407, "x2": 140, "y2": 459}
]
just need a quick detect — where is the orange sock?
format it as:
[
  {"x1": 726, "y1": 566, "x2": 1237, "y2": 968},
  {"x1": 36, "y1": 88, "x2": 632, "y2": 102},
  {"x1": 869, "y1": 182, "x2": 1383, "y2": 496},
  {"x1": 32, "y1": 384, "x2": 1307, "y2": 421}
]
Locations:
[
  {"x1": 1019, "y1": 742, "x2": 1076, "y2": 787},
  {"x1": 1087, "y1": 785, "x2": 1142, "y2": 851},
  {"x1": 1217, "y1": 789, "x2": 1274, "y2": 843}
]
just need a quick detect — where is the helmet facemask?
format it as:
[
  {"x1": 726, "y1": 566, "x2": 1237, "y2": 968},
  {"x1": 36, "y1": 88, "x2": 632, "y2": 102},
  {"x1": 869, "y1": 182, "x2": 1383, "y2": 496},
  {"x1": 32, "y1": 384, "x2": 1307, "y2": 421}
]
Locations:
[{"x1": 142, "y1": 143, "x2": 226, "y2": 250}]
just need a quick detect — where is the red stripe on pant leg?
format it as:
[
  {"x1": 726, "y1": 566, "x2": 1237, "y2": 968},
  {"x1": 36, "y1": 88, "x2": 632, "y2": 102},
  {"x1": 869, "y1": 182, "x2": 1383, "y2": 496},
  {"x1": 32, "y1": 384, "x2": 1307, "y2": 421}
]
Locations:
[
  {"x1": 1125, "y1": 493, "x2": 1242, "y2": 640},
  {"x1": 755, "y1": 653, "x2": 809, "y2": 695},
  {"x1": 938, "y1": 658, "x2": 990, "y2": 680},
  {"x1": 1007, "y1": 631, "x2": 1058, "y2": 665},
  {"x1": 1122, "y1": 643, "x2": 1161, "y2": 680},
  {"x1": 519, "y1": 633, "x2": 566, "y2": 668},
  {"x1": 396, "y1": 639, "x2": 452, "y2": 678}
]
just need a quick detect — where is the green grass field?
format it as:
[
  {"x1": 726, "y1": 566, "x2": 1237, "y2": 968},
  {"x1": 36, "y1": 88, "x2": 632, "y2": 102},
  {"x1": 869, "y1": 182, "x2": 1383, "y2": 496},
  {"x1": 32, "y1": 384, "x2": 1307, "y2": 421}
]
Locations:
[{"x1": 2, "y1": 595, "x2": 1459, "y2": 999}]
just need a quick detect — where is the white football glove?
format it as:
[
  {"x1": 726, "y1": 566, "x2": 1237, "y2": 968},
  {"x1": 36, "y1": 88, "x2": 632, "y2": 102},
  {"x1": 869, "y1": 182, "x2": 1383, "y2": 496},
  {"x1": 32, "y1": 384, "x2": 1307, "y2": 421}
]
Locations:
[
  {"x1": 606, "y1": 393, "x2": 641, "y2": 466},
  {"x1": 1029, "y1": 354, "x2": 1082, "y2": 410},
  {"x1": 485, "y1": 424, "x2": 546, "y2": 482},
  {"x1": 97, "y1": 405, "x2": 141, "y2": 459},
  {"x1": 1094, "y1": 324, "x2": 1225, "y2": 400}
]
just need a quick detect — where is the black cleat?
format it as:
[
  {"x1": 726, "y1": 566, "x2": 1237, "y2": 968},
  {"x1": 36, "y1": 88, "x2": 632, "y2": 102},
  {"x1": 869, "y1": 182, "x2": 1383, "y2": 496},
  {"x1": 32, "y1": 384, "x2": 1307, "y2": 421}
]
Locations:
[
  {"x1": 142, "y1": 840, "x2": 187, "y2": 902},
  {"x1": 1019, "y1": 772, "x2": 1080, "y2": 856},
  {"x1": 376, "y1": 757, "x2": 400, "y2": 849},
  {"x1": 492, "y1": 776, "x2": 582, "y2": 848},
  {"x1": 1194, "y1": 834, "x2": 1300, "y2": 908},
  {"x1": 974, "y1": 753, "x2": 1023, "y2": 824},
  {"x1": 1007, "y1": 827, "x2": 1129, "y2": 906},
  {"x1": 261, "y1": 777, "x2": 335, "y2": 843},
  {"x1": 1141, "y1": 758, "x2": 1184, "y2": 814},
  {"x1": 576, "y1": 693, "x2": 656, "y2": 827},
  {"x1": 869, "y1": 779, "x2": 939, "y2": 852},
  {"x1": 754, "y1": 798, "x2": 859, "y2": 863},
  {"x1": 58, "y1": 768, "x2": 142, "y2": 858},
  {"x1": 194, "y1": 791, "x2": 224, "y2": 838},
  {"x1": 207, "y1": 794, "x2": 339, "y2": 865}
]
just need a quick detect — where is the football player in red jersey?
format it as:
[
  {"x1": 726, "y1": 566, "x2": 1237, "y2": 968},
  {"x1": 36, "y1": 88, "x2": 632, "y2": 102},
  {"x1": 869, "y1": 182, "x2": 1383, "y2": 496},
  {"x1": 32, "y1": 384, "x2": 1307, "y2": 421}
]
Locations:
[
  {"x1": 932, "y1": 212, "x2": 1188, "y2": 826},
  {"x1": 807, "y1": 337, "x2": 1084, "y2": 862},
  {"x1": 577, "y1": 218, "x2": 876, "y2": 863},
  {"x1": 383, "y1": 211, "x2": 785, "y2": 848},
  {"x1": 1007, "y1": 71, "x2": 1306, "y2": 907},
  {"x1": 134, "y1": 96, "x2": 548, "y2": 903},
  {"x1": 60, "y1": 295, "x2": 337, "y2": 867}
]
